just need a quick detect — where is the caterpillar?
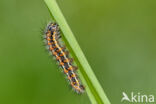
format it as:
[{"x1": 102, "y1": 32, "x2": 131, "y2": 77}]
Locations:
[{"x1": 43, "y1": 22, "x2": 85, "y2": 93}]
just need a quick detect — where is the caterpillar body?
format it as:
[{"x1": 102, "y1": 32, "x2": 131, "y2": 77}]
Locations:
[{"x1": 43, "y1": 22, "x2": 84, "y2": 93}]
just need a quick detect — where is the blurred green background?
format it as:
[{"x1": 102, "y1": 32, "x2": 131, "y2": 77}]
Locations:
[{"x1": 0, "y1": 0, "x2": 156, "y2": 104}]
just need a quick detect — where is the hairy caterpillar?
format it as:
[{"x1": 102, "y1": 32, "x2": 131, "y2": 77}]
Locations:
[{"x1": 43, "y1": 22, "x2": 84, "y2": 93}]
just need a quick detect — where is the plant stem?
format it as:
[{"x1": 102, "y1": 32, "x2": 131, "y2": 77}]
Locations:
[{"x1": 44, "y1": 0, "x2": 111, "y2": 104}]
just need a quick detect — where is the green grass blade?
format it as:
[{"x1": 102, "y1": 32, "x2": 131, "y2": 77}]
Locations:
[{"x1": 44, "y1": 0, "x2": 111, "y2": 103}]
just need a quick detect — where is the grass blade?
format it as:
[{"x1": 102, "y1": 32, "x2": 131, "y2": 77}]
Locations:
[{"x1": 44, "y1": 0, "x2": 111, "y2": 103}]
